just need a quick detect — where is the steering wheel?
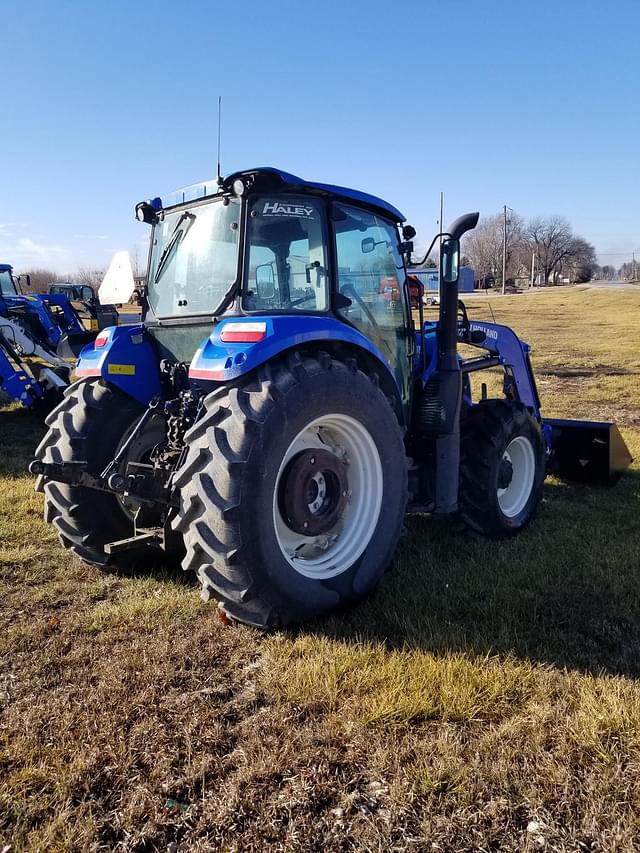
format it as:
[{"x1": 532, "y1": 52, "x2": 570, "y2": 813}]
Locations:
[
  {"x1": 288, "y1": 293, "x2": 317, "y2": 308},
  {"x1": 340, "y1": 283, "x2": 380, "y2": 331}
]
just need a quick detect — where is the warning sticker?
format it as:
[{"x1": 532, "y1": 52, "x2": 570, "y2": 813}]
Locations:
[{"x1": 107, "y1": 363, "x2": 136, "y2": 376}]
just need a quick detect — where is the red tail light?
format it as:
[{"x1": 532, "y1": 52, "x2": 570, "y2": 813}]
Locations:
[{"x1": 220, "y1": 322, "x2": 267, "y2": 343}]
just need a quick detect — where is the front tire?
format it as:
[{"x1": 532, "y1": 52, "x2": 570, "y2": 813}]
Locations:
[
  {"x1": 459, "y1": 399, "x2": 545, "y2": 537},
  {"x1": 172, "y1": 352, "x2": 408, "y2": 627}
]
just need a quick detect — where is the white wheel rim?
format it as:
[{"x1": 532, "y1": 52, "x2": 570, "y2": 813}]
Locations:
[
  {"x1": 273, "y1": 413, "x2": 383, "y2": 579},
  {"x1": 497, "y1": 435, "x2": 536, "y2": 518}
]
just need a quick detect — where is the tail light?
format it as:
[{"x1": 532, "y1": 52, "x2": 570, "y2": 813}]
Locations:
[{"x1": 220, "y1": 322, "x2": 267, "y2": 343}]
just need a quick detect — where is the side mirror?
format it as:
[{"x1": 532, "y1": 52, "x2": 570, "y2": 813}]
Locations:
[
  {"x1": 255, "y1": 263, "x2": 275, "y2": 299},
  {"x1": 17, "y1": 273, "x2": 31, "y2": 292},
  {"x1": 361, "y1": 237, "x2": 376, "y2": 254},
  {"x1": 407, "y1": 275, "x2": 424, "y2": 307},
  {"x1": 441, "y1": 238, "x2": 460, "y2": 284}
]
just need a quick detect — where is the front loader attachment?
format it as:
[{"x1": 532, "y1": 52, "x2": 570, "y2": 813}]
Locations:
[
  {"x1": 545, "y1": 418, "x2": 633, "y2": 485},
  {"x1": 56, "y1": 330, "x2": 99, "y2": 360}
]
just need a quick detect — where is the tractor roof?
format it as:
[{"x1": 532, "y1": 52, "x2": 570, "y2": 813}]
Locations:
[
  {"x1": 0, "y1": 264, "x2": 13, "y2": 272},
  {"x1": 159, "y1": 167, "x2": 405, "y2": 223}
]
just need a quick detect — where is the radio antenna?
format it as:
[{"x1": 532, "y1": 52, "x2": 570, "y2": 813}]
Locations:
[{"x1": 216, "y1": 95, "x2": 223, "y2": 186}]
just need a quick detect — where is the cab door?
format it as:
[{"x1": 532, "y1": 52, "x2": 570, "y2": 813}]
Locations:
[{"x1": 332, "y1": 203, "x2": 412, "y2": 410}]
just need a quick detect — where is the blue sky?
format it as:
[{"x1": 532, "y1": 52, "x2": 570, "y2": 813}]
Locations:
[{"x1": 2, "y1": 0, "x2": 639, "y2": 273}]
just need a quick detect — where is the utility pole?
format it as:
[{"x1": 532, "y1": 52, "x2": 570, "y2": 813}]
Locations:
[
  {"x1": 502, "y1": 204, "x2": 507, "y2": 295},
  {"x1": 633, "y1": 252, "x2": 636, "y2": 281},
  {"x1": 530, "y1": 250, "x2": 535, "y2": 289}
]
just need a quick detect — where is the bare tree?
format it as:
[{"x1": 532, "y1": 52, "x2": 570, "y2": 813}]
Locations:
[
  {"x1": 130, "y1": 246, "x2": 148, "y2": 279},
  {"x1": 16, "y1": 268, "x2": 63, "y2": 293},
  {"x1": 463, "y1": 212, "x2": 523, "y2": 286},
  {"x1": 619, "y1": 261, "x2": 638, "y2": 281},
  {"x1": 567, "y1": 237, "x2": 597, "y2": 283},
  {"x1": 523, "y1": 216, "x2": 575, "y2": 285},
  {"x1": 73, "y1": 267, "x2": 106, "y2": 289}
]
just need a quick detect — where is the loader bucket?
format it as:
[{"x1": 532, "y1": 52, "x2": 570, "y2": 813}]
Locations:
[
  {"x1": 56, "y1": 330, "x2": 99, "y2": 360},
  {"x1": 545, "y1": 417, "x2": 633, "y2": 485}
]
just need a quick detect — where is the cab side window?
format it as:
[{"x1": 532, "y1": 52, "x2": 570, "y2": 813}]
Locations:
[
  {"x1": 244, "y1": 196, "x2": 329, "y2": 312},
  {"x1": 333, "y1": 204, "x2": 410, "y2": 398}
]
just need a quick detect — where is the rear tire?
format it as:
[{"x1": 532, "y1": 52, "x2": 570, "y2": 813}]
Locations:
[
  {"x1": 459, "y1": 399, "x2": 545, "y2": 537},
  {"x1": 172, "y1": 352, "x2": 408, "y2": 627},
  {"x1": 35, "y1": 379, "x2": 162, "y2": 567}
]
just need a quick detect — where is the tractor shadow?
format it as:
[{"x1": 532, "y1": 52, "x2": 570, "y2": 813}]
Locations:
[{"x1": 309, "y1": 470, "x2": 640, "y2": 679}]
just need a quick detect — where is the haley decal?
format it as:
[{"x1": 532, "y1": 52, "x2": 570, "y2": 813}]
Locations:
[{"x1": 262, "y1": 201, "x2": 314, "y2": 218}]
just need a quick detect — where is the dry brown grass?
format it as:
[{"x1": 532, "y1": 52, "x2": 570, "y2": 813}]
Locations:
[{"x1": 1, "y1": 287, "x2": 640, "y2": 851}]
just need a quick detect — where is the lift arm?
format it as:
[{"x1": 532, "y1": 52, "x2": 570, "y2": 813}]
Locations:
[
  {"x1": 0, "y1": 329, "x2": 45, "y2": 408},
  {"x1": 459, "y1": 320, "x2": 541, "y2": 418}
]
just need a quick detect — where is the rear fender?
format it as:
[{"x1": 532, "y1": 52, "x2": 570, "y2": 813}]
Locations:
[
  {"x1": 75, "y1": 324, "x2": 161, "y2": 404},
  {"x1": 188, "y1": 314, "x2": 401, "y2": 408}
]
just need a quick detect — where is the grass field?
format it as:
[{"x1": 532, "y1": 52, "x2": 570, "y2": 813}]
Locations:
[{"x1": 1, "y1": 287, "x2": 639, "y2": 851}]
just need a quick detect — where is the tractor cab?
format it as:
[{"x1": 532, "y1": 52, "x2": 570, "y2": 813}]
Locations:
[
  {"x1": 133, "y1": 168, "x2": 416, "y2": 412},
  {"x1": 0, "y1": 265, "x2": 20, "y2": 298}
]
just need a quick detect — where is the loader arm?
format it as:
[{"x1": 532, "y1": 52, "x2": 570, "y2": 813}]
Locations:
[
  {"x1": 459, "y1": 320, "x2": 541, "y2": 418},
  {"x1": 0, "y1": 329, "x2": 45, "y2": 407}
]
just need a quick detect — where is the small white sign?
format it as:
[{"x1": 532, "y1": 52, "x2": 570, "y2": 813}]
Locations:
[{"x1": 98, "y1": 251, "x2": 135, "y2": 305}]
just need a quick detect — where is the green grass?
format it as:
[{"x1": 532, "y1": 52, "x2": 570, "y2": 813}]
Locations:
[{"x1": 1, "y1": 287, "x2": 640, "y2": 851}]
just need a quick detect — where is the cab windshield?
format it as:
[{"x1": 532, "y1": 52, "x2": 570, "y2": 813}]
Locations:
[
  {"x1": 0, "y1": 270, "x2": 18, "y2": 296},
  {"x1": 147, "y1": 197, "x2": 241, "y2": 317}
]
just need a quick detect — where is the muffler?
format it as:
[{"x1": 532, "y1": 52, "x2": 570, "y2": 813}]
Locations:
[{"x1": 545, "y1": 418, "x2": 633, "y2": 485}]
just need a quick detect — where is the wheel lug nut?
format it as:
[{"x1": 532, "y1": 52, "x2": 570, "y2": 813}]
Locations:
[
  {"x1": 303, "y1": 521, "x2": 309, "y2": 529},
  {"x1": 310, "y1": 457, "x2": 315, "y2": 465}
]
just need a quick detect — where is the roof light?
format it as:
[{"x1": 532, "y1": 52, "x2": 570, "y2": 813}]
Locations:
[
  {"x1": 135, "y1": 200, "x2": 160, "y2": 224},
  {"x1": 232, "y1": 178, "x2": 246, "y2": 197},
  {"x1": 220, "y1": 322, "x2": 267, "y2": 343}
]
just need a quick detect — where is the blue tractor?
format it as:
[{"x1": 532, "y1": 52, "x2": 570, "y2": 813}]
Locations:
[
  {"x1": 31, "y1": 169, "x2": 632, "y2": 626},
  {"x1": 0, "y1": 263, "x2": 95, "y2": 409}
]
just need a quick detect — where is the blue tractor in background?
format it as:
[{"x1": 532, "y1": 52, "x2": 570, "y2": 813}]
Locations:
[
  {"x1": 0, "y1": 263, "x2": 95, "y2": 409},
  {"x1": 31, "y1": 168, "x2": 632, "y2": 627}
]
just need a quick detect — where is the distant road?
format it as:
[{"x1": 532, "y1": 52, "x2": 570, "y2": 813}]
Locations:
[
  {"x1": 464, "y1": 281, "x2": 639, "y2": 299},
  {"x1": 585, "y1": 280, "x2": 640, "y2": 290}
]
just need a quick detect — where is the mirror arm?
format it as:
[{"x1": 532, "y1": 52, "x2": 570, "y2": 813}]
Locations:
[{"x1": 409, "y1": 231, "x2": 447, "y2": 269}]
